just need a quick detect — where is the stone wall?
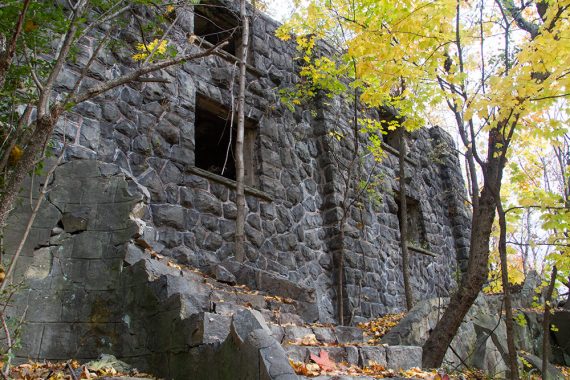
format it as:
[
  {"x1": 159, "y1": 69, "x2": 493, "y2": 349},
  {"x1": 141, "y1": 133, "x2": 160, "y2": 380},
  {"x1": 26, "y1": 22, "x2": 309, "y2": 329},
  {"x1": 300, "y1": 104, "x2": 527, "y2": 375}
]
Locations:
[{"x1": 3, "y1": 0, "x2": 470, "y2": 365}]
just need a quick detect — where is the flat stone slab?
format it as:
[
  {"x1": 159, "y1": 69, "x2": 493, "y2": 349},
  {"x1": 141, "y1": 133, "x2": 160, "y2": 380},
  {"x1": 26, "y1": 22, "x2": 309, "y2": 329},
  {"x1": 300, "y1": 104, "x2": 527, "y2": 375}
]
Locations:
[
  {"x1": 359, "y1": 345, "x2": 387, "y2": 367},
  {"x1": 286, "y1": 344, "x2": 421, "y2": 372},
  {"x1": 386, "y1": 345, "x2": 423, "y2": 370},
  {"x1": 334, "y1": 326, "x2": 364, "y2": 344},
  {"x1": 285, "y1": 345, "x2": 360, "y2": 366}
]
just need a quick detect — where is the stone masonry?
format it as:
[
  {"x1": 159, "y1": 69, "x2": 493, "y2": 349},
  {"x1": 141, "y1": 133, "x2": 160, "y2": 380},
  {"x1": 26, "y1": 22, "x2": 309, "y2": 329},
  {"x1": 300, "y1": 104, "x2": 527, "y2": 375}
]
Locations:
[{"x1": 2, "y1": 0, "x2": 470, "y2": 375}]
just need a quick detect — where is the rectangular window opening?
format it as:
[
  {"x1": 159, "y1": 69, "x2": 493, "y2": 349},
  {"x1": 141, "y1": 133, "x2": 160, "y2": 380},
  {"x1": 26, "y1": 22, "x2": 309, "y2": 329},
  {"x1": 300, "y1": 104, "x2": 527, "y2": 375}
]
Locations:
[
  {"x1": 396, "y1": 195, "x2": 428, "y2": 249},
  {"x1": 376, "y1": 108, "x2": 402, "y2": 150},
  {"x1": 193, "y1": 2, "x2": 252, "y2": 63},
  {"x1": 194, "y1": 96, "x2": 257, "y2": 186}
]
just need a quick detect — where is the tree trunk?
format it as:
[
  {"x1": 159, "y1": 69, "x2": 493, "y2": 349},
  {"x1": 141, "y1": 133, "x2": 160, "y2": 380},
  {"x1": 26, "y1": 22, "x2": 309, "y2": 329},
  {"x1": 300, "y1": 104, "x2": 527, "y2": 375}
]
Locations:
[
  {"x1": 542, "y1": 265, "x2": 557, "y2": 380},
  {"x1": 423, "y1": 123, "x2": 508, "y2": 368},
  {"x1": 0, "y1": 0, "x2": 31, "y2": 89},
  {"x1": 234, "y1": 0, "x2": 249, "y2": 262},
  {"x1": 0, "y1": 110, "x2": 61, "y2": 230},
  {"x1": 337, "y1": 221, "x2": 345, "y2": 325},
  {"x1": 565, "y1": 275, "x2": 570, "y2": 309},
  {"x1": 422, "y1": 186, "x2": 497, "y2": 368},
  {"x1": 497, "y1": 203, "x2": 520, "y2": 380},
  {"x1": 398, "y1": 128, "x2": 413, "y2": 310}
]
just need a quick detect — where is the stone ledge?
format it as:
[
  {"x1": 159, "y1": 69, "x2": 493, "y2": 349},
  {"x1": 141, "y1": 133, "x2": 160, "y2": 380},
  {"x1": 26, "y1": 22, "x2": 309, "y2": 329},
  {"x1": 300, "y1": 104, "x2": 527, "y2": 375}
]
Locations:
[
  {"x1": 186, "y1": 166, "x2": 273, "y2": 202},
  {"x1": 381, "y1": 142, "x2": 419, "y2": 167},
  {"x1": 407, "y1": 244, "x2": 437, "y2": 257}
]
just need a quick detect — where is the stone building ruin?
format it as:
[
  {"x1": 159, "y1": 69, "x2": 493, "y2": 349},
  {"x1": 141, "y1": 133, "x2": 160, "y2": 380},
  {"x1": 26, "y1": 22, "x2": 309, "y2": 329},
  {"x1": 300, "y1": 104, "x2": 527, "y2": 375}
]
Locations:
[{"x1": 2, "y1": 0, "x2": 471, "y2": 377}]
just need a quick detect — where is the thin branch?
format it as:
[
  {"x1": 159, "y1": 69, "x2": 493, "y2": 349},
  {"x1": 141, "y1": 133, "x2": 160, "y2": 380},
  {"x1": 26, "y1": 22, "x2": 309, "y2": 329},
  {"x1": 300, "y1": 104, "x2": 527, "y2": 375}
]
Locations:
[
  {"x1": 38, "y1": 0, "x2": 89, "y2": 116},
  {"x1": 504, "y1": 205, "x2": 568, "y2": 213},
  {"x1": 66, "y1": 361, "x2": 78, "y2": 380},
  {"x1": 0, "y1": 153, "x2": 64, "y2": 292},
  {"x1": 135, "y1": 77, "x2": 171, "y2": 83},
  {"x1": 143, "y1": 12, "x2": 181, "y2": 65},
  {"x1": 77, "y1": 3, "x2": 131, "y2": 41},
  {"x1": 67, "y1": 41, "x2": 227, "y2": 106},
  {"x1": 67, "y1": 26, "x2": 114, "y2": 101},
  {"x1": 22, "y1": 42, "x2": 44, "y2": 92},
  {"x1": 498, "y1": 0, "x2": 539, "y2": 38},
  {"x1": 0, "y1": 0, "x2": 32, "y2": 88},
  {"x1": 531, "y1": 93, "x2": 570, "y2": 102},
  {"x1": 507, "y1": 241, "x2": 570, "y2": 248}
]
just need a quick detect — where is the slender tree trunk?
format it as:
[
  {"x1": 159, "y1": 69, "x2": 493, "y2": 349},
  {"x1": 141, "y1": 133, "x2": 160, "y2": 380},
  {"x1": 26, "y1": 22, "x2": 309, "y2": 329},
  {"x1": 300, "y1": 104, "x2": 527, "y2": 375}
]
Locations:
[
  {"x1": 234, "y1": 0, "x2": 249, "y2": 262},
  {"x1": 542, "y1": 265, "x2": 557, "y2": 379},
  {"x1": 422, "y1": 185, "x2": 497, "y2": 367},
  {"x1": 0, "y1": 0, "x2": 31, "y2": 88},
  {"x1": 565, "y1": 275, "x2": 570, "y2": 309},
  {"x1": 336, "y1": 85, "x2": 361, "y2": 325},
  {"x1": 398, "y1": 128, "x2": 413, "y2": 310},
  {"x1": 337, "y1": 220, "x2": 345, "y2": 325},
  {"x1": 497, "y1": 203, "x2": 520, "y2": 380},
  {"x1": 0, "y1": 110, "x2": 61, "y2": 230},
  {"x1": 423, "y1": 123, "x2": 508, "y2": 368}
]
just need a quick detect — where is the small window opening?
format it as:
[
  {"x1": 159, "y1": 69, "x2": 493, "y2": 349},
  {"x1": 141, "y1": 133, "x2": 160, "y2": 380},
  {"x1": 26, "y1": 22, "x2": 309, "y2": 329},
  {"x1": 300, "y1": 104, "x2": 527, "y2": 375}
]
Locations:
[
  {"x1": 383, "y1": 129, "x2": 400, "y2": 150},
  {"x1": 194, "y1": 96, "x2": 257, "y2": 186},
  {"x1": 194, "y1": 2, "x2": 251, "y2": 62},
  {"x1": 376, "y1": 107, "x2": 402, "y2": 150},
  {"x1": 397, "y1": 195, "x2": 428, "y2": 248}
]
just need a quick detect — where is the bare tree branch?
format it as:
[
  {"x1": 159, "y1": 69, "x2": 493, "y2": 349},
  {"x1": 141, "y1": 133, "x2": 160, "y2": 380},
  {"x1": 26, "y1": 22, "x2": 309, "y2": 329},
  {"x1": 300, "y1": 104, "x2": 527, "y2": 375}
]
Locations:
[
  {"x1": 67, "y1": 41, "x2": 227, "y2": 106},
  {"x1": 0, "y1": 0, "x2": 31, "y2": 88},
  {"x1": 38, "y1": 0, "x2": 89, "y2": 117},
  {"x1": 498, "y1": 0, "x2": 539, "y2": 38}
]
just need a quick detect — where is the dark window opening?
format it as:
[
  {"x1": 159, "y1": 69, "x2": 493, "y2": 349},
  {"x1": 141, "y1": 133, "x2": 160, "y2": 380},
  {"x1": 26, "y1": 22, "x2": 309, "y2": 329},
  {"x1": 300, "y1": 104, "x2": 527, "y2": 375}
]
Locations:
[
  {"x1": 194, "y1": 96, "x2": 257, "y2": 186},
  {"x1": 376, "y1": 107, "x2": 402, "y2": 150},
  {"x1": 194, "y1": 2, "x2": 251, "y2": 62},
  {"x1": 397, "y1": 195, "x2": 428, "y2": 248},
  {"x1": 383, "y1": 128, "x2": 400, "y2": 150}
]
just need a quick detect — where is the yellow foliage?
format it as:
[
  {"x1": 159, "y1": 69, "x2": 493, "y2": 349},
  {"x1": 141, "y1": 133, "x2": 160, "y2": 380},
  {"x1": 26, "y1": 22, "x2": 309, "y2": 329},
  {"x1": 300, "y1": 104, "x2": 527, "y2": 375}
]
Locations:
[
  {"x1": 8, "y1": 145, "x2": 23, "y2": 165},
  {"x1": 132, "y1": 38, "x2": 169, "y2": 61}
]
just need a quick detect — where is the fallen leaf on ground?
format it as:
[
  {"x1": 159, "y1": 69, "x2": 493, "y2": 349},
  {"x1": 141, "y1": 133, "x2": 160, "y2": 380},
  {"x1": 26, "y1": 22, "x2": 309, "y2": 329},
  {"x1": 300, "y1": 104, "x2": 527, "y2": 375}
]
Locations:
[{"x1": 310, "y1": 350, "x2": 337, "y2": 371}]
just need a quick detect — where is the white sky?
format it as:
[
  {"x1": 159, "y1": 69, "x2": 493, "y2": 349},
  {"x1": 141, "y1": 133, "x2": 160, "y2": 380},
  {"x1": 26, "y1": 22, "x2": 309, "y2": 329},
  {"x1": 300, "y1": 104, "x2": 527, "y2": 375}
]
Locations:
[{"x1": 263, "y1": 0, "x2": 296, "y2": 22}]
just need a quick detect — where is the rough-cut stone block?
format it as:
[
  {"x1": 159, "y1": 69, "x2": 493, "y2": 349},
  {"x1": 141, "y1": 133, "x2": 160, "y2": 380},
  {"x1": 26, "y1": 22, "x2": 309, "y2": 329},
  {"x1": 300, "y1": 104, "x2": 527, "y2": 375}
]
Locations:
[
  {"x1": 305, "y1": 346, "x2": 359, "y2": 366},
  {"x1": 193, "y1": 190, "x2": 223, "y2": 216},
  {"x1": 359, "y1": 346, "x2": 387, "y2": 367},
  {"x1": 335, "y1": 326, "x2": 364, "y2": 344},
  {"x1": 61, "y1": 208, "x2": 90, "y2": 233},
  {"x1": 268, "y1": 324, "x2": 285, "y2": 342},
  {"x1": 283, "y1": 345, "x2": 309, "y2": 363},
  {"x1": 211, "y1": 264, "x2": 237, "y2": 285},
  {"x1": 187, "y1": 312, "x2": 231, "y2": 346},
  {"x1": 151, "y1": 204, "x2": 186, "y2": 229},
  {"x1": 312, "y1": 327, "x2": 336, "y2": 344},
  {"x1": 231, "y1": 309, "x2": 271, "y2": 345},
  {"x1": 222, "y1": 260, "x2": 316, "y2": 304},
  {"x1": 386, "y1": 345, "x2": 422, "y2": 370},
  {"x1": 258, "y1": 333, "x2": 299, "y2": 379},
  {"x1": 282, "y1": 326, "x2": 313, "y2": 343}
]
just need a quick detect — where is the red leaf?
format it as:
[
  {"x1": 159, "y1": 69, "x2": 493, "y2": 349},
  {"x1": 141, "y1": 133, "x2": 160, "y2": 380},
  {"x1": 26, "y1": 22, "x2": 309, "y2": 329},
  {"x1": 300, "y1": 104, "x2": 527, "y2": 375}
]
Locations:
[{"x1": 310, "y1": 350, "x2": 337, "y2": 371}]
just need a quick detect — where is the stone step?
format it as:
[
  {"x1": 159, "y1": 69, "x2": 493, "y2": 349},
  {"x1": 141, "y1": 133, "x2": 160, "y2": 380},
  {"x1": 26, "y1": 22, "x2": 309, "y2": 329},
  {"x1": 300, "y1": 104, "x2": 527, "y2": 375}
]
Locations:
[
  {"x1": 185, "y1": 311, "x2": 232, "y2": 346},
  {"x1": 306, "y1": 377, "x2": 419, "y2": 380},
  {"x1": 286, "y1": 345, "x2": 360, "y2": 366},
  {"x1": 136, "y1": 257, "x2": 311, "y2": 321},
  {"x1": 263, "y1": 311, "x2": 305, "y2": 326},
  {"x1": 219, "y1": 259, "x2": 320, "y2": 323},
  {"x1": 285, "y1": 344, "x2": 422, "y2": 371},
  {"x1": 271, "y1": 324, "x2": 365, "y2": 345}
]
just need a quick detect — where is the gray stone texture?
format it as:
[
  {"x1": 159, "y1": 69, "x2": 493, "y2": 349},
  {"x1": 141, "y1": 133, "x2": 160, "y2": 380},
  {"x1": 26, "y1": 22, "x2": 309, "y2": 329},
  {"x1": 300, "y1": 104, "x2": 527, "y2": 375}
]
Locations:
[{"x1": 4, "y1": 1, "x2": 471, "y2": 378}]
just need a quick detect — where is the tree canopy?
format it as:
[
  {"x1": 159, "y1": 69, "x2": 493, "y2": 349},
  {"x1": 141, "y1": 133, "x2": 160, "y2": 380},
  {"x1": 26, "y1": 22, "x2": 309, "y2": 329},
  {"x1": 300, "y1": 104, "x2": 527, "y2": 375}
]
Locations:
[{"x1": 278, "y1": 0, "x2": 570, "y2": 372}]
